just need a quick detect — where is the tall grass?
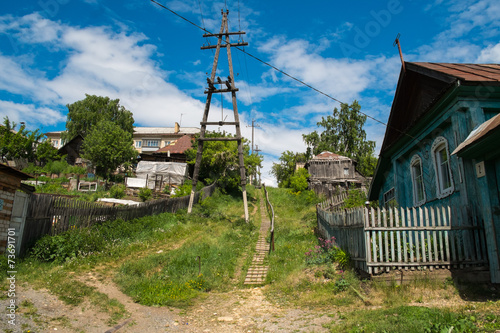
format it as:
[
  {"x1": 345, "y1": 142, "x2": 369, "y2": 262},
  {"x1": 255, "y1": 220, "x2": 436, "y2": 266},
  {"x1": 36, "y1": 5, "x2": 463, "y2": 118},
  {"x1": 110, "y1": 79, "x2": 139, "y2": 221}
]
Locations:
[{"x1": 19, "y1": 187, "x2": 259, "y2": 311}]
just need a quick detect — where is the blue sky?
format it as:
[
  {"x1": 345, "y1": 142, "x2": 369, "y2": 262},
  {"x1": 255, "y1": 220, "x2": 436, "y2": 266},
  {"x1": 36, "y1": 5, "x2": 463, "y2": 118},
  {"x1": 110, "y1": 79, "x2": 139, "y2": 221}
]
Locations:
[{"x1": 1, "y1": 0, "x2": 500, "y2": 185}]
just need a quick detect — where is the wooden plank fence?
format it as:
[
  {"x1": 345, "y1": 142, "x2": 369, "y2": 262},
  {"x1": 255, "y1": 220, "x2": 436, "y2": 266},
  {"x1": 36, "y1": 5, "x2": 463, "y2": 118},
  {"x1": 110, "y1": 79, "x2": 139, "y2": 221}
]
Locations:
[
  {"x1": 318, "y1": 191, "x2": 348, "y2": 210},
  {"x1": 317, "y1": 204, "x2": 488, "y2": 275},
  {"x1": 20, "y1": 182, "x2": 217, "y2": 256}
]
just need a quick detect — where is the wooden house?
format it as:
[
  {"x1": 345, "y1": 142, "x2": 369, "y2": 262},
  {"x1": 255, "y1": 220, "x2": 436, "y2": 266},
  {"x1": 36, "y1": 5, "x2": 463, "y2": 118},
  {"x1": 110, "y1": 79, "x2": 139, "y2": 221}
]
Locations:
[
  {"x1": 0, "y1": 164, "x2": 32, "y2": 254},
  {"x1": 368, "y1": 62, "x2": 500, "y2": 283},
  {"x1": 307, "y1": 151, "x2": 367, "y2": 197},
  {"x1": 151, "y1": 134, "x2": 194, "y2": 163},
  {"x1": 58, "y1": 134, "x2": 85, "y2": 166}
]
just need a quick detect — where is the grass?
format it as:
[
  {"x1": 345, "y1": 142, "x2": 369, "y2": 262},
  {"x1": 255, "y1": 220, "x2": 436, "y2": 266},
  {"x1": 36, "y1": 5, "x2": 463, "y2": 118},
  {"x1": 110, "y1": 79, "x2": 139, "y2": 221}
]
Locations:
[{"x1": 15, "y1": 186, "x2": 260, "y2": 323}]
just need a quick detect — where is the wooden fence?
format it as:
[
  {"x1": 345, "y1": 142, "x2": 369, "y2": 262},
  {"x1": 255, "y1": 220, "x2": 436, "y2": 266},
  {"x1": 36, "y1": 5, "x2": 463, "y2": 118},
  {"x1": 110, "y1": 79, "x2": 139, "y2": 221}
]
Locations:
[
  {"x1": 20, "y1": 182, "x2": 217, "y2": 256},
  {"x1": 317, "y1": 204, "x2": 488, "y2": 275},
  {"x1": 318, "y1": 191, "x2": 348, "y2": 210}
]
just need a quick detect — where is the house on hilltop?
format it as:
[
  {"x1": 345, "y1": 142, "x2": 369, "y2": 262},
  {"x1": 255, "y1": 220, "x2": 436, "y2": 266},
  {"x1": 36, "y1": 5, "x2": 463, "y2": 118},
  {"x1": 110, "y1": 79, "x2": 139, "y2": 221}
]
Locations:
[
  {"x1": 46, "y1": 123, "x2": 200, "y2": 164},
  {"x1": 307, "y1": 151, "x2": 367, "y2": 197},
  {"x1": 152, "y1": 134, "x2": 194, "y2": 163},
  {"x1": 133, "y1": 123, "x2": 199, "y2": 161},
  {"x1": 368, "y1": 62, "x2": 500, "y2": 283}
]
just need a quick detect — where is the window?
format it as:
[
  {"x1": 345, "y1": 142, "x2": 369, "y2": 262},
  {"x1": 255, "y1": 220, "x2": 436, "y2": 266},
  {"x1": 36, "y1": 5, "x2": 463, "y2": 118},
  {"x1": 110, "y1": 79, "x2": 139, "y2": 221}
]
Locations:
[
  {"x1": 383, "y1": 188, "x2": 396, "y2": 210},
  {"x1": 432, "y1": 137, "x2": 454, "y2": 198},
  {"x1": 52, "y1": 140, "x2": 59, "y2": 148},
  {"x1": 410, "y1": 155, "x2": 426, "y2": 206},
  {"x1": 144, "y1": 139, "x2": 159, "y2": 147},
  {"x1": 343, "y1": 168, "x2": 349, "y2": 176},
  {"x1": 135, "y1": 141, "x2": 142, "y2": 148}
]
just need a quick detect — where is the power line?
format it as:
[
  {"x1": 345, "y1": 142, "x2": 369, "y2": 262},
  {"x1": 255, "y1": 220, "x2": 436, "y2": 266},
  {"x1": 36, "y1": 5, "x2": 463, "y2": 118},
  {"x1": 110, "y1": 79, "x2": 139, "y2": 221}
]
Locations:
[{"x1": 150, "y1": 0, "x2": 396, "y2": 132}]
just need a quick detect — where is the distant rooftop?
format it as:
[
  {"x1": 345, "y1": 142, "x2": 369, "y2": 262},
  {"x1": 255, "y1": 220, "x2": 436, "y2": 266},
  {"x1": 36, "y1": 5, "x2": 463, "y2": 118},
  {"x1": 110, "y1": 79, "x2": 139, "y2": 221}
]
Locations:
[
  {"x1": 133, "y1": 127, "x2": 199, "y2": 135},
  {"x1": 311, "y1": 151, "x2": 350, "y2": 160}
]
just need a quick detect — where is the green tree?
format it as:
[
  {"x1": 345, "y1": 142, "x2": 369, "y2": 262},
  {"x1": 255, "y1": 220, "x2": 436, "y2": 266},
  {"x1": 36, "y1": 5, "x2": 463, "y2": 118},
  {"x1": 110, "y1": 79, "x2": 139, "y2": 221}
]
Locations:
[
  {"x1": 271, "y1": 151, "x2": 307, "y2": 188},
  {"x1": 185, "y1": 131, "x2": 263, "y2": 193},
  {"x1": 35, "y1": 139, "x2": 60, "y2": 164},
  {"x1": 81, "y1": 121, "x2": 137, "y2": 179},
  {"x1": 289, "y1": 168, "x2": 310, "y2": 192},
  {"x1": 302, "y1": 101, "x2": 377, "y2": 176},
  {"x1": 0, "y1": 117, "x2": 59, "y2": 165},
  {"x1": 63, "y1": 94, "x2": 134, "y2": 141}
]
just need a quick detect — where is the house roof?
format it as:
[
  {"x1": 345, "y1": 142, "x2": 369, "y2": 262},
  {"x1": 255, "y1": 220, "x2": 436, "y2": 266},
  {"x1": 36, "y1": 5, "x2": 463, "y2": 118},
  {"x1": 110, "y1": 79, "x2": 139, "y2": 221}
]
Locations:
[
  {"x1": 133, "y1": 127, "x2": 199, "y2": 135},
  {"x1": 380, "y1": 62, "x2": 500, "y2": 156},
  {"x1": 311, "y1": 151, "x2": 350, "y2": 161},
  {"x1": 369, "y1": 62, "x2": 500, "y2": 201},
  {"x1": 154, "y1": 135, "x2": 194, "y2": 154},
  {"x1": 0, "y1": 163, "x2": 32, "y2": 180},
  {"x1": 452, "y1": 112, "x2": 500, "y2": 160},
  {"x1": 411, "y1": 63, "x2": 500, "y2": 83}
]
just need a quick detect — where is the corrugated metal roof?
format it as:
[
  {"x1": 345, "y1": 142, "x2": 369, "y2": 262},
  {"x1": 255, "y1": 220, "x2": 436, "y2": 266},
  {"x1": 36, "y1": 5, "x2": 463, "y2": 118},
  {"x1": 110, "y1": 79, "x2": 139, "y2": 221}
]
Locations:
[
  {"x1": 452, "y1": 113, "x2": 500, "y2": 155},
  {"x1": 412, "y1": 63, "x2": 500, "y2": 82}
]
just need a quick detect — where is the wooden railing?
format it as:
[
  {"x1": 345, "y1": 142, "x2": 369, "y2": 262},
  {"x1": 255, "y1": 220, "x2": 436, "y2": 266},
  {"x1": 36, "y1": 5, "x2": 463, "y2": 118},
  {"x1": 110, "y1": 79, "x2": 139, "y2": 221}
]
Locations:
[
  {"x1": 317, "y1": 204, "x2": 488, "y2": 275},
  {"x1": 263, "y1": 184, "x2": 275, "y2": 252}
]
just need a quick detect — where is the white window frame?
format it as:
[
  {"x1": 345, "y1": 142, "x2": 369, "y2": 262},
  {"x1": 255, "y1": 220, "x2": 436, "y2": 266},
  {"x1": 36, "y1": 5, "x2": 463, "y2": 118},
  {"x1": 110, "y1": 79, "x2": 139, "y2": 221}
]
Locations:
[
  {"x1": 431, "y1": 136, "x2": 454, "y2": 199},
  {"x1": 135, "y1": 140, "x2": 142, "y2": 148},
  {"x1": 383, "y1": 187, "x2": 396, "y2": 210},
  {"x1": 343, "y1": 168, "x2": 349, "y2": 176},
  {"x1": 144, "y1": 139, "x2": 160, "y2": 148},
  {"x1": 410, "y1": 154, "x2": 426, "y2": 206}
]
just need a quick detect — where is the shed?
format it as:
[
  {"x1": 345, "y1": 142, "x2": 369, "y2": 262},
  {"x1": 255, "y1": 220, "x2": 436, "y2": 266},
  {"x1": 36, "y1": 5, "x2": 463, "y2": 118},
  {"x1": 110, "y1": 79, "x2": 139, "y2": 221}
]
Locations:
[
  {"x1": 126, "y1": 161, "x2": 188, "y2": 190},
  {"x1": 307, "y1": 151, "x2": 367, "y2": 197},
  {"x1": 0, "y1": 164, "x2": 32, "y2": 254}
]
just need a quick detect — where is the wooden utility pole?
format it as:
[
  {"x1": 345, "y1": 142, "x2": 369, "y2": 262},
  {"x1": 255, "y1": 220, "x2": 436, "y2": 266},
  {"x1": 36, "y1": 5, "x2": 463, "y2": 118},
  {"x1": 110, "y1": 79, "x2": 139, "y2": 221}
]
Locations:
[
  {"x1": 254, "y1": 145, "x2": 262, "y2": 188},
  {"x1": 247, "y1": 119, "x2": 260, "y2": 154},
  {"x1": 187, "y1": 10, "x2": 250, "y2": 222}
]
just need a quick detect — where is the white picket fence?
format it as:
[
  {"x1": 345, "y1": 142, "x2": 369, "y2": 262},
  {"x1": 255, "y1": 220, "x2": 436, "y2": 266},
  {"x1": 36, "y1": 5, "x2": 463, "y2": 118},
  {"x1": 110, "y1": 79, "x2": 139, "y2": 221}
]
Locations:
[{"x1": 317, "y1": 205, "x2": 488, "y2": 275}]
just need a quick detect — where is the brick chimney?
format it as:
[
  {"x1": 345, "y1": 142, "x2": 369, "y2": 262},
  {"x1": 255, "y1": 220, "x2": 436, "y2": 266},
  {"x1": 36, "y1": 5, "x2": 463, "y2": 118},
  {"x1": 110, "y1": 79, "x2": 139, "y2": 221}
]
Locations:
[{"x1": 174, "y1": 122, "x2": 180, "y2": 134}]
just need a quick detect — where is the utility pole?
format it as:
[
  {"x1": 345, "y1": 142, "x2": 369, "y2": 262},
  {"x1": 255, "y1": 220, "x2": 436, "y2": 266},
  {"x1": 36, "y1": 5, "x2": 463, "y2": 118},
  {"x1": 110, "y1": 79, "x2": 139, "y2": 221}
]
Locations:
[
  {"x1": 254, "y1": 145, "x2": 262, "y2": 188},
  {"x1": 246, "y1": 119, "x2": 260, "y2": 185},
  {"x1": 246, "y1": 119, "x2": 260, "y2": 154},
  {"x1": 188, "y1": 10, "x2": 250, "y2": 222}
]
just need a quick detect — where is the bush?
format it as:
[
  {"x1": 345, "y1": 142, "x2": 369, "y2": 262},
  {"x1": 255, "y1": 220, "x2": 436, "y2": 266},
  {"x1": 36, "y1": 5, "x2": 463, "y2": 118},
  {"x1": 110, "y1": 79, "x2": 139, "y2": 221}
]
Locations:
[
  {"x1": 289, "y1": 168, "x2": 309, "y2": 193},
  {"x1": 139, "y1": 187, "x2": 152, "y2": 202},
  {"x1": 109, "y1": 184, "x2": 126, "y2": 199},
  {"x1": 172, "y1": 180, "x2": 204, "y2": 198},
  {"x1": 30, "y1": 227, "x2": 105, "y2": 263},
  {"x1": 344, "y1": 189, "x2": 367, "y2": 208}
]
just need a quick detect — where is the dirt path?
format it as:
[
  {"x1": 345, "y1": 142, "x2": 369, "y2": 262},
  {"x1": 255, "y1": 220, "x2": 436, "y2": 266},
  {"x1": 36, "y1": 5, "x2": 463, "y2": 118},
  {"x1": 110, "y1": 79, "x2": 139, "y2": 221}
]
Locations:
[{"x1": 4, "y1": 276, "x2": 332, "y2": 333}]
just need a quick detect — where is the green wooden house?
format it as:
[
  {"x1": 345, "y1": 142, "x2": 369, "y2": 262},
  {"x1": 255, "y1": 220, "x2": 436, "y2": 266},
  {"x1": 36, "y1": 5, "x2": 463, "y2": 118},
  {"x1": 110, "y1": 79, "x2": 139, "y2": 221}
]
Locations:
[{"x1": 368, "y1": 62, "x2": 500, "y2": 283}]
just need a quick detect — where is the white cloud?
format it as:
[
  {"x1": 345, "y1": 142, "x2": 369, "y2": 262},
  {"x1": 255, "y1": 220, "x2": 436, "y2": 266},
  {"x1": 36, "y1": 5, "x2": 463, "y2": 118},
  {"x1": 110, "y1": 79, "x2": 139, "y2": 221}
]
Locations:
[
  {"x1": 259, "y1": 37, "x2": 372, "y2": 103},
  {"x1": 0, "y1": 100, "x2": 65, "y2": 128},
  {"x1": 477, "y1": 43, "x2": 500, "y2": 63},
  {"x1": 0, "y1": 12, "x2": 205, "y2": 128}
]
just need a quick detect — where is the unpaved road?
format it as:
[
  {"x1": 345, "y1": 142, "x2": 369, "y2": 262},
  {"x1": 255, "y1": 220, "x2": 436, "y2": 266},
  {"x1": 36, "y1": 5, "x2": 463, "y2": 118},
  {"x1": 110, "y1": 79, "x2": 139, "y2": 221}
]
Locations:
[{"x1": 2, "y1": 275, "x2": 332, "y2": 333}]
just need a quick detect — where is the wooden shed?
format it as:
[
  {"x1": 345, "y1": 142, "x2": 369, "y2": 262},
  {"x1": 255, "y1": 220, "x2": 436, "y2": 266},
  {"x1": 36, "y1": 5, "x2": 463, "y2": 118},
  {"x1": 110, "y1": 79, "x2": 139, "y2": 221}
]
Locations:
[
  {"x1": 0, "y1": 164, "x2": 32, "y2": 254},
  {"x1": 307, "y1": 151, "x2": 367, "y2": 197}
]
